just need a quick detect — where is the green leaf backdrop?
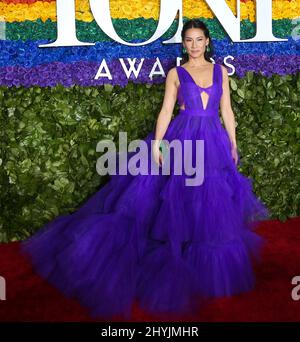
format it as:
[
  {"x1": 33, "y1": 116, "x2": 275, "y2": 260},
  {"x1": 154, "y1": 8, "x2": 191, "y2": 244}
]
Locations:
[{"x1": 0, "y1": 71, "x2": 299, "y2": 242}]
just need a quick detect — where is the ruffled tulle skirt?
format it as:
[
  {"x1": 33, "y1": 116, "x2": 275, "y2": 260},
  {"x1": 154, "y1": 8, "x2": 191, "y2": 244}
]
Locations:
[{"x1": 21, "y1": 111, "x2": 270, "y2": 319}]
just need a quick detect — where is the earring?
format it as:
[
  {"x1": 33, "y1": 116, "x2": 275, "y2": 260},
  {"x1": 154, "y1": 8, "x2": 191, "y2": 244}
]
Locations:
[
  {"x1": 182, "y1": 47, "x2": 187, "y2": 54},
  {"x1": 206, "y1": 45, "x2": 210, "y2": 52}
]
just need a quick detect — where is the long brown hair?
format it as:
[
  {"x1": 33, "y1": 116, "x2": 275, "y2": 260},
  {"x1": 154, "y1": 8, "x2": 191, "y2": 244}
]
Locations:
[{"x1": 181, "y1": 19, "x2": 214, "y2": 64}]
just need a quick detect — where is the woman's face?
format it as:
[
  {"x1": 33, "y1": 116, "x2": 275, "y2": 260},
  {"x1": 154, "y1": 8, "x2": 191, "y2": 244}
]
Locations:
[{"x1": 183, "y1": 28, "x2": 209, "y2": 59}]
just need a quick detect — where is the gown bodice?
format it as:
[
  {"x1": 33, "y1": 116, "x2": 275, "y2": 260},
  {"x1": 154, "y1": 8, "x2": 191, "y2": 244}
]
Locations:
[{"x1": 176, "y1": 62, "x2": 223, "y2": 117}]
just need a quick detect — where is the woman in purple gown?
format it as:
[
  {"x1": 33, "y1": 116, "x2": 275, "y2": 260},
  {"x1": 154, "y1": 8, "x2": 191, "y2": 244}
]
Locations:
[{"x1": 21, "y1": 20, "x2": 270, "y2": 319}]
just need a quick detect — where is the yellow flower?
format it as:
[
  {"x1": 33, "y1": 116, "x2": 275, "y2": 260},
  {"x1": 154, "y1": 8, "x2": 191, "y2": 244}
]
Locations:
[
  {"x1": 0, "y1": 0, "x2": 297, "y2": 22},
  {"x1": 82, "y1": 13, "x2": 93, "y2": 22},
  {"x1": 120, "y1": 4, "x2": 133, "y2": 17}
]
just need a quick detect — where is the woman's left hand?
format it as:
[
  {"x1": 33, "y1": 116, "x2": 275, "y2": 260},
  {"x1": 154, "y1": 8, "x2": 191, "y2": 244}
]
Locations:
[{"x1": 231, "y1": 145, "x2": 239, "y2": 166}]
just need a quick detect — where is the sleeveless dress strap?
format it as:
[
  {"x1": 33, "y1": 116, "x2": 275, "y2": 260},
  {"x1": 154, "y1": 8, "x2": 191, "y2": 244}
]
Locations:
[
  {"x1": 213, "y1": 63, "x2": 218, "y2": 84},
  {"x1": 215, "y1": 63, "x2": 223, "y2": 94},
  {"x1": 215, "y1": 63, "x2": 222, "y2": 85},
  {"x1": 176, "y1": 66, "x2": 186, "y2": 86}
]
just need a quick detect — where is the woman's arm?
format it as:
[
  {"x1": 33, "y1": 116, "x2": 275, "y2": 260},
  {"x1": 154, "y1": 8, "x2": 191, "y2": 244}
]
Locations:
[
  {"x1": 154, "y1": 67, "x2": 178, "y2": 142},
  {"x1": 220, "y1": 65, "x2": 237, "y2": 149}
]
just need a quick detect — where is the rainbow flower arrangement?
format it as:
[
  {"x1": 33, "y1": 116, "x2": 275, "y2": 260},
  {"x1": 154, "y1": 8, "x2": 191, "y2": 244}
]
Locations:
[{"x1": 0, "y1": 0, "x2": 299, "y2": 87}]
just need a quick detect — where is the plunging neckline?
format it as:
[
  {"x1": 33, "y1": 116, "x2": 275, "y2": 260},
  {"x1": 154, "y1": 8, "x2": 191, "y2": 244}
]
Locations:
[{"x1": 179, "y1": 63, "x2": 215, "y2": 90}]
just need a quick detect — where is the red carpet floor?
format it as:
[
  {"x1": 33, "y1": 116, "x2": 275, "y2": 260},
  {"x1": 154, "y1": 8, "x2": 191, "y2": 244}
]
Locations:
[{"x1": 0, "y1": 217, "x2": 299, "y2": 322}]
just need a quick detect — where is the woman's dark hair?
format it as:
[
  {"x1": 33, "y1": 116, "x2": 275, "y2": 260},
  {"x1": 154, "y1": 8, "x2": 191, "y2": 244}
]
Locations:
[{"x1": 181, "y1": 19, "x2": 214, "y2": 64}]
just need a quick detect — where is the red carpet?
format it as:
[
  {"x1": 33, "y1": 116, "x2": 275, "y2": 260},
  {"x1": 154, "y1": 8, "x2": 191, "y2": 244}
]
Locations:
[{"x1": 0, "y1": 217, "x2": 299, "y2": 322}]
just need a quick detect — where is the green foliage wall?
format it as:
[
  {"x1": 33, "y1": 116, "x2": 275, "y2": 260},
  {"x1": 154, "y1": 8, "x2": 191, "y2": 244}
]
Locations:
[{"x1": 0, "y1": 71, "x2": 299, "y2": 242}]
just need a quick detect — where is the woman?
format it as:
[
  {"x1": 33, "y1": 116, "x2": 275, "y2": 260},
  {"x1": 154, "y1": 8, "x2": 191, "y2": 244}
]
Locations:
[{"x1": 21, "y1": 20, "x2": 270, "y2": 320}]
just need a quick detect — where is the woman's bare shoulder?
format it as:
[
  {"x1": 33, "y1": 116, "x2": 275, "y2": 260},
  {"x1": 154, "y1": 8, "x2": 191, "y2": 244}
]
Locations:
[
  {"x1": 219, "y1": 64, "x2": 228, "y2": 72},
  {"x1": 167, "y1": 66, "x2": 178, "y2": 76},
  {"x1": 165, "y1": 66, "x2": 179, "y2": 84},
  {"x1": 219, "y1": 64, "x2": 229, "y2": 79}
]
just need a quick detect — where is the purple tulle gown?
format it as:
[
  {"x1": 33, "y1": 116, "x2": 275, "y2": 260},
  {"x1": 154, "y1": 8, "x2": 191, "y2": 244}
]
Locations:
[{"x1": 21, "y1": 62, "x2": 270, "y2": 319}]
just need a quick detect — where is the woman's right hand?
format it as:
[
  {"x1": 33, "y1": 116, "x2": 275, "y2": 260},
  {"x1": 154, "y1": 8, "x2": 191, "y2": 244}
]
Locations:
[{"x1": 153, "y1": 140, "x2": 164, "y2": 167}]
